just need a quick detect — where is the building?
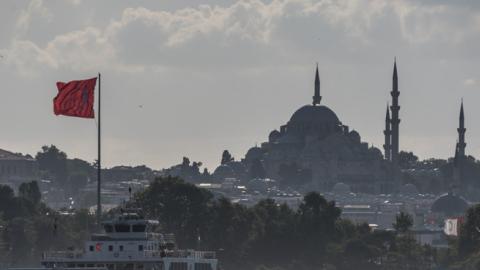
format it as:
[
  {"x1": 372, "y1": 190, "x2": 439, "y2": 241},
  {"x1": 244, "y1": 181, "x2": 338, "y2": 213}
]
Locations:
[
  {"x1": 226, "y1": 65, "x2": 394, "y2": 193},
  {"x1": 0, "y1": 148, "x2": 38, "y2": 189}
]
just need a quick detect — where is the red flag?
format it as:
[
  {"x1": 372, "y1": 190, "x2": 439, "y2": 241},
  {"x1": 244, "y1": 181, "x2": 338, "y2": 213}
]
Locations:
[{"x1": 53, "y1": 77, "x2": 97, "y2": 118}]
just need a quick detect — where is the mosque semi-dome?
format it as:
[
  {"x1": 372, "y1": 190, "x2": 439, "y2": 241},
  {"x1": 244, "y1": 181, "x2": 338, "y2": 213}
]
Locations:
[
  {"x1": 245, "y1": 146, "x2": 264, "y2": 162},
  {"x1": 400, "y1": 183, "x2": 419, "y2": 196},
  {"x1": 431, "y1": 192, "x2": 469, "y2": 216},
  {"x1": 332, "y1": 182, "x2": 351, "y2": 194}
]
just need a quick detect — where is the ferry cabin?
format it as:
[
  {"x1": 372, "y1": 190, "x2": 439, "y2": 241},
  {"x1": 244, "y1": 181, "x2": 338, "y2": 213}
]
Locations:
[{"x1": 41, "y1": 212, "x2": 217, "y2": 270}]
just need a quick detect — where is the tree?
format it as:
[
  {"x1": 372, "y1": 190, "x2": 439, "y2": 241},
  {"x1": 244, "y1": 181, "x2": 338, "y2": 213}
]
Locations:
[
  {"x1": 398, "y1": 151, "x2": 419, "y2": 169},
  {"x1": 458, "y1": 205, "x2": 480, "y2": 256},
  {"x1": 36, "y1": 145, "x2": 68, "y2": 185},
  {"x1": 221, "y1": 150, "x2": 234, "y2": 165},
  {"x1": 296, "y1": 192, "x2": 342, "y2": 265},
  {"x1": 393, "y1": 212, "x2": 413, "y2": 233},
  {"x1": 250, "y1": 159, "x2": 266, "y2": 179},
  {"x1": 135, "y1": 176, "x2": 213, "y2": 247},
  {"x1": 18, "y1": 181, "x2": 41, "y2": 206}
]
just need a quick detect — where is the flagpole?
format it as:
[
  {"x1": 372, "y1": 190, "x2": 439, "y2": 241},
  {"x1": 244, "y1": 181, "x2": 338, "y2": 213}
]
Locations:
[{"x1": 97, "y1": 72, "x2": 102, "y2": 224}]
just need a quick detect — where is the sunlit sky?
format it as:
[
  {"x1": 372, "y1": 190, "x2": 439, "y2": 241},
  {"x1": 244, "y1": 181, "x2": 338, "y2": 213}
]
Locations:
[{"x1": 1, "y1": 0, "x2": 479, "y2": 171}]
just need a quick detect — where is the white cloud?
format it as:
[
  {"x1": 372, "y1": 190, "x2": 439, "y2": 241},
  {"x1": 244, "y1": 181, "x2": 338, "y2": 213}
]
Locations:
[
  {"x1": 3, "y1": 0, "x2": 480, "y2": 75},
  {"x1": 16, "y1": 0, "x2": 52, "y2": 33}
]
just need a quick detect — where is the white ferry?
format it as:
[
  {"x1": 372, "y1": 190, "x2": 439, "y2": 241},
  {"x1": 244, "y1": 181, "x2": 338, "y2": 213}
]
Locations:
[{"x1": 40, "y1": 209, "x2": 217, "y2": 270}]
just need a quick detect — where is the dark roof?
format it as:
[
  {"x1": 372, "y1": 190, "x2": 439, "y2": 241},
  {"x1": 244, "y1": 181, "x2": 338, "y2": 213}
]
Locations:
[
  {"x1": 431, "y1": 192, "x2": 468, "y2": 216},
  {"x1": 245, "y1": 147, "x2": 264, "y2": 161},
  {"x1": 289, "y1": 105, "x2": 340, "y2": 126},
  {"x1": 0, "y1": 149, "x2": 35, "y2": 161}
]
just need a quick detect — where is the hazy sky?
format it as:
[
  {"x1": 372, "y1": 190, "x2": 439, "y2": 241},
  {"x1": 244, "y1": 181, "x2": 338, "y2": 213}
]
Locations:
[{"x1": 1, "y1": 0, "x2": 479, "y2": 171}]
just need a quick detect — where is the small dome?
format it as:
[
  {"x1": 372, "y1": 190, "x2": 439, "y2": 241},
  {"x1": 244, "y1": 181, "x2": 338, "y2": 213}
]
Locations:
[
  {"x1": 212, "y1": 164, "x2": 235, "y2": 181},
  {"x1": 245, "y1": 147, "x2": 264, "y2": 162},
  {"x1": 269, "y1": 130, "x2": 281, "y2": 143},
  {"x1": 431, "y1": 193, "x2": 469, "y2": 216},
  {"x1": 400, "y1": 183, "x2": 419, "y2": 196},
  {"x1": 348, "y1": 130, "x2": 361, "y2": 143},
  {"x1": 289, "y1": 105, "x2": 340, "y2": 126},
  {"x1": 332, "y1": 182, "x2": 351, "y2": 194}
]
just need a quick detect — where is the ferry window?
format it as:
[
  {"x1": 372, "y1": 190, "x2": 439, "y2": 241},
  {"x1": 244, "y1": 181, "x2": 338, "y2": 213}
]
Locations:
[
  {"x1": 132, "y1": 224, "x2": 146, "y2": 232},
  {"x1": 119, "y1": 245, "x2": 124, "y2": 251},
  {"x1": 89, "y1": 245, "x2": 94, "y2": 252},
  {"x1": 138, "y1": 245, "x2": 143, "y2": 251},
  {"x1": 194, "y1": 263, "x2": 212, "y2": 270},
  {"x1": 104, "y1": 224, "x2": 113, "y2": 233},
  {"x1": 109, "y1": 245, "x2": 113, "y2": 251},
  {"x1": 115, "y1": 224, "x2": 130, "y2": 232},
  {"x1": 170, "y1": 262, "x2": 188, "y2": 270}
]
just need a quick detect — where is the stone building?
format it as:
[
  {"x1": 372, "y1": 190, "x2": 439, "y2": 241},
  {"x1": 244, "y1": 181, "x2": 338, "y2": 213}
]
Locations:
[
  {"x1": 0, "y1": 148, "x2": 38, "y2": 186},
  {"x1": 236, "y1": 65, "x2": 393, "y2": 193}
]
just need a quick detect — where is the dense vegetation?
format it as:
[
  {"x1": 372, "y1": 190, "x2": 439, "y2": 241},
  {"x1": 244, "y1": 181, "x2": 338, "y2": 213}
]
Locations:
[{"x1": 3, "y1": 177, "x2": 480, "y2": 269}]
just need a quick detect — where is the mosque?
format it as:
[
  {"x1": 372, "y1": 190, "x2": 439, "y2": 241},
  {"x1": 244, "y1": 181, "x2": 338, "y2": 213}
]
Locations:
[{"x1": 214, "y1": 63, "x2": 403, "y2": 194}]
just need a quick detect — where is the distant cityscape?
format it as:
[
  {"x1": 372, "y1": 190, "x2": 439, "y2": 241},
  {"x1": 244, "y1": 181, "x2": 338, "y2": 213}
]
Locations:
[{"x1": 0, "y1": 62, "x2": 476, "y2": 249}]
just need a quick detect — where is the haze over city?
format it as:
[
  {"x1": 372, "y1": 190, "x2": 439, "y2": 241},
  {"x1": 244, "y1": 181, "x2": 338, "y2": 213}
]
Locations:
[{"x1": 1, "y1": 0, "x2": 479, "y2": 170}]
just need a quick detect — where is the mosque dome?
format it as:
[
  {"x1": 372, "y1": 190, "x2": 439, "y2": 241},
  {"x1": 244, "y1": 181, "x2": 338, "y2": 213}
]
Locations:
[
  {"x1": 332, "y1": 182, "x2": 351, "y2": 194},
  {"x1": 269, "y1": 130, "x2": 281, "y2": 143},
  {"x1": 400, "y1": 183, "x2": 419, "y2": 196},
  {"x1": 245, "y1": 147, "x2": 264, "y2": 162},
  {"x1": 431, "y1": 193, "x2": 468, "y2": 216},
  {"x1": 289, "y1": 105, "x2": 340, "y2": 126},
  {"x1": 348, "y1": 130, "x2": 361, "y2": 143}
]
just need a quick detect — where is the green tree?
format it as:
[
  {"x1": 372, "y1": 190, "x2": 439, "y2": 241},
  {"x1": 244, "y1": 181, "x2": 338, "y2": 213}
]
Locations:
[
  {"x1": 18, "y1": 181, "x2": 41, "y2": 206},
  {"x1": 36, "y1": 145, "x2": 68, "y2": 186},
  {"x1": 248, "y1": 199, "x2": 296, "y2": 267},
  {"x1": 221, "y1": 150, "x2": 234, "y2": 165},
  {"x1": 296, "y1": 192, "x2": 342, "y2": 265},
  {"x1": 135, "y1": 176, "x2": 212, "y2": 247},
  {"x1": 458, "y1": 205, "x2": 480, "y2": 257},
  {"x1": 393, "y1": 212, "x2": 413, "y2": 234},
  {"x1": 398, "y1": 151, "x2": 419, "y2": 169},
  {"x1": 5, "y1": 217, "x2": 37, "y2": 265}
]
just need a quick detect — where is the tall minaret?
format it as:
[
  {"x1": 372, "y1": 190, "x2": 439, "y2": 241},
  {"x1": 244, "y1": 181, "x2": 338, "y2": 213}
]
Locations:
[
  {"x1": 390, "y1": 59, "x2": 400, "y2": 166},
  {"x1": 383, "y1": 104, "x2": 392, "y2": 161},
  {"x1": 313, "y1": 64, "x2": 321, "y2": 106},
  {"x1": 457, "y1": 100, "x2": 466, "y2": 158},
  {"x1": 452, "y1": 101, "x2": 466, "y2": 193}
]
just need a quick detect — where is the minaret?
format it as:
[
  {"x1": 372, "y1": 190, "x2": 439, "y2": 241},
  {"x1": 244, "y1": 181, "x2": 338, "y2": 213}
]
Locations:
[
  {"x1": 390, "y1": 59, "x2": 400, "y2": 166},
  {"x1": 457, "y1": 100, "x2": 466, "y2": 158},
  {"x1": 452, "y1": 143, "x2": 460, "y2": 191},
  {"x1": 313, "y1": 64, "x2": 321, "y2": 106},
  {"x1": 383, "y1": 104, "x2": 392, "y2": 161}
]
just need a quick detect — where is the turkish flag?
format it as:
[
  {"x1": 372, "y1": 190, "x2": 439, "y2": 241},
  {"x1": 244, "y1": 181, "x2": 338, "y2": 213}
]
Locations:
[{"x1": 53, "y1": 77, "x2": 97, "y2": 118}]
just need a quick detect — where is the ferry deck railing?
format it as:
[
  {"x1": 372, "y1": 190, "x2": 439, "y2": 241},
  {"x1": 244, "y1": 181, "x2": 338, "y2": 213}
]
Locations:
[{"x1": 43, "y1": 250, "x2": 216, "y2": 261}]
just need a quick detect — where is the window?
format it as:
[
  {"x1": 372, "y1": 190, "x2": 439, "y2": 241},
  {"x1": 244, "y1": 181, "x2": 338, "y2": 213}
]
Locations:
[
  {"x1": 89, "y1": 246, "x2": 94, "y2": 252},
  {"x1": 194, "y1": 263, "x2": 212, "y2": 270},
  {"x1": 115, "y1": 224, "x2": 130, "y2": 232},
  {"x1": 119, "y1": 245, "x2": 124, "y2": 251},
  {"x1": 138, "y1": 245, "x2": 143, "y2": 251},
  {"x1": 170, "y1": 262, "x2": 188, "y2": 270},
  {"x1": 109, "y1": 245, "x2": 113, "y2": 252},
  {"x1": 132, "y1": 224, "x2": 146, "y2": 232},
  {"x1": 104, "y1": 225, "x2": 113, "y2": 233}
]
